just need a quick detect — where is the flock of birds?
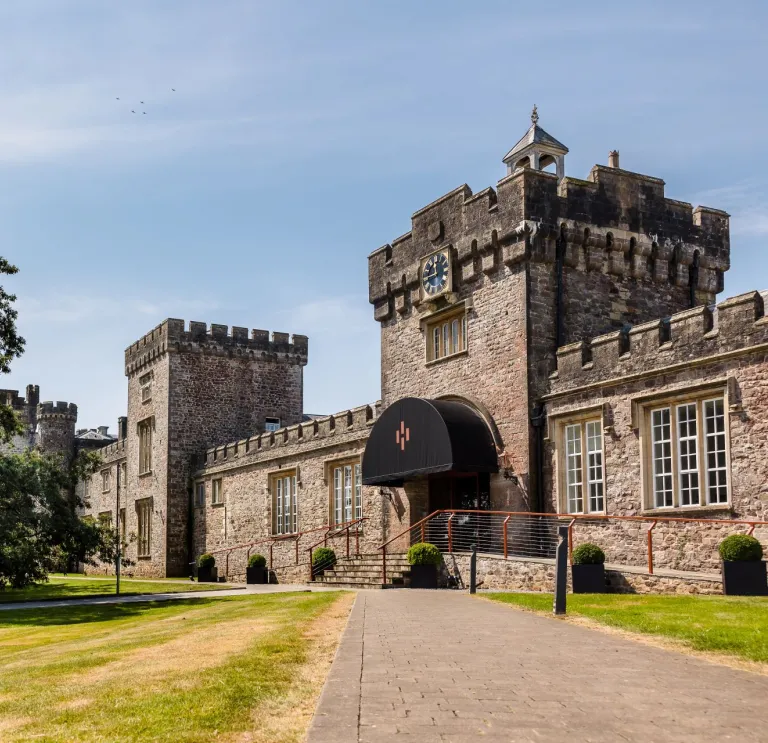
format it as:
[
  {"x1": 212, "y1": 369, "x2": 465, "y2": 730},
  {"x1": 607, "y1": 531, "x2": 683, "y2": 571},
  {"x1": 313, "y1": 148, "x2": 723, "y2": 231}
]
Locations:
[{"x1": 115, "y1": 88, "x2": 176, "y2": 115}]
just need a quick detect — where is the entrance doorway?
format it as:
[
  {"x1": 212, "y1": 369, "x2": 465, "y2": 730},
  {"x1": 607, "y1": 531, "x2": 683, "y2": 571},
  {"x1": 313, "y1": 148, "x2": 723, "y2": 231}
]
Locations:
[{"x1": 427, "y1": 472, "x2": 490, "y2": 513}]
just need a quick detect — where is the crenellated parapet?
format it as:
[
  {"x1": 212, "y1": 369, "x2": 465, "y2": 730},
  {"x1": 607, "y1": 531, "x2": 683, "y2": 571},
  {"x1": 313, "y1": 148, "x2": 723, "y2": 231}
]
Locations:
[
  {"x1": 197, "y1": 402, "x2": 380, "y2": 471},
  {"x1": 96, "y1": 438, "x2": 127, "y2": 461},
  {"x1": 125, "y1": 319, "x2": 309, "y2": 375},
  {"x1": 37, "y1": 401, "x2": 78, "y2": 420},
  {"x1": 550, "y1": 291, "x2": 768, "y2": 392},
  {"x1": 369, "y1": 165, "x2": 730, "y2": 322}
]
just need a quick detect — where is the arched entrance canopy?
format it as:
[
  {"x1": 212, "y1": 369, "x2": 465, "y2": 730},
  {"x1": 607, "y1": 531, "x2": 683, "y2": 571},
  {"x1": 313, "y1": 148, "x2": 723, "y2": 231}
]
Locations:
[{"x1": 361, "y1": 397, "x2": 499, "y2": 486}]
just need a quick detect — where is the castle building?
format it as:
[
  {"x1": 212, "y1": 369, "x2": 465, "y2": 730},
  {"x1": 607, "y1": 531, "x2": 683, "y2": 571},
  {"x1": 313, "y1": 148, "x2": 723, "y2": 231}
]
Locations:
[{"x1": 79, "y1": 112, "x2": 767, "y2": 589}]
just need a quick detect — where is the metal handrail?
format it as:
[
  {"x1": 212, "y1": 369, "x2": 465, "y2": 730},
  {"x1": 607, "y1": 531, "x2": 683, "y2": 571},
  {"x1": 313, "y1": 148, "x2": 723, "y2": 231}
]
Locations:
[
  {"x1": 377, "y1": 508, "x2": 768, "y2": 585},
  {"x1": 306, "y1": 517, "x2": 368, "y2": 581}
]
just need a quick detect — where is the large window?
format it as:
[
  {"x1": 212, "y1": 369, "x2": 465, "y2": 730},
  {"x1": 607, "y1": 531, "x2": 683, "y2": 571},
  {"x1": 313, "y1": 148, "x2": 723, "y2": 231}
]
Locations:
[
  {"x1": 426, "y1": 310, "x2": 467, "y2": 362},
  {"x1": 136, "y1": 498, "x2": 152, "y2": 557},
  {"x1": 138, "y1": 419, "x2": 153, "y2": 475},
  {"x1": 647, "y1": 396, "x2": 728, "y2": 509},
  {"x1": 561, "y1": 419, "x2": 604, "y2": 514},
  {"x1": 272, "y1": 471, "x2": 298, "y2": 534},
  {"x1": 331, "y1": 460, "x2": 363, "y2": 526}
]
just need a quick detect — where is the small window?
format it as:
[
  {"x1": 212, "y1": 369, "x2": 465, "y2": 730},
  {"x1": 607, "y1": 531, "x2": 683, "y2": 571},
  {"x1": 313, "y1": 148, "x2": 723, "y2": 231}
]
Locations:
[
  {"x1": 265, "y1": 417, "x2": 281, "y2": 432},
  {"x1": 330, "y1": 460, "x2": 363, "y2": 526},
  {"x1": 98, "y1": 511, "x2": 113, "y2": 528},
  {"x1": 195, "y1": 482, "x2": 206, "y2": 507},
  {"x1": 119, "y1": 508, "x2": 126, "y2": 545},
  {"x1": 646, "y1": 395, "x2": 729, "y2": 509},
  {"x1": 211, "y1": 479, "x2": 223, "y2": 505},
  {"x1": 560, "y1": 418, "x2": 604, "y2": 514},
  {"x1": 139, "y1": 372, "x2": 152, "y2": 403},
  {"x1": 138, "y1": 419, "x2": 153, "y2": 475},
  {"x1": 101, "y1": 469, "x2": 111, "y2": 493},
  {"x1": 271, "y1": 471, "x2": 298, "y2": 534},
  {"x1": 426, "y1": 310, "x2": 467, "y2": 362},
  {"x1": 136, "y1": 498, "x2": 152, "y2": 558}
]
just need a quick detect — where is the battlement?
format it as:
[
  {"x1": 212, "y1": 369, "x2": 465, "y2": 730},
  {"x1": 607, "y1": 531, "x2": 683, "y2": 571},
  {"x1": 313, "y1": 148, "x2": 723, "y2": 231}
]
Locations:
[
  {"x1": 550, "y1": 291, "x2": 768, "y2": 392},
  {"x1": 37, "y1": 401, "x2": 78, "y2": 419},
  {"x1": 369, "y1": 164, "x2": 730, "y2": 322},
  {"x1": 97, "y1": 438, "x2": 127, "y2": 461},
  {"x1": 0, "y1": 384, "x2": 39, "y2": 412},
  {"x1": 197, "y1": 402, "x2": 380, "y2": 471},
  {"x1": 125, "y1": 319, "x2": 309, "y2": 375}
]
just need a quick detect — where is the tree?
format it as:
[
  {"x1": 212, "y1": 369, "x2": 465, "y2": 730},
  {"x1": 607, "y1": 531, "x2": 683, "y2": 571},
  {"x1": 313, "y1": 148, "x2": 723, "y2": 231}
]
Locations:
[{"x1": 0, "y1": 258, "x2": 25, "y2": 443}]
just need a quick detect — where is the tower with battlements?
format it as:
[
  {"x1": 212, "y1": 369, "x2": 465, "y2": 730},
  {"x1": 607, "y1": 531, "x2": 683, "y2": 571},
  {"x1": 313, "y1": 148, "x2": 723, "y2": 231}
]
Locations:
[{"x1": 123, "y1": 319, "x2": 309, "y2": 576}]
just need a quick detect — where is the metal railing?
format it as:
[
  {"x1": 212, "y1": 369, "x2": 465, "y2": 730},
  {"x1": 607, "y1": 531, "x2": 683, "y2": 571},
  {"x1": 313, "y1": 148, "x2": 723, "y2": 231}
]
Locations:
[
  {"x1": 377, "y1": 509, "x2": 768, "y2": 585},
  {"x1": 307, "y1": 517, "x2": 368, "y2": 581}
]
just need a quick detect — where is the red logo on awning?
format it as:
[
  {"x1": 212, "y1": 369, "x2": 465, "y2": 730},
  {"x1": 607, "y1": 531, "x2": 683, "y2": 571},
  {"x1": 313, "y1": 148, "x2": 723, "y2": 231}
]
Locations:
[{"x1": 395, "y1": 420, "x2": 410, "y2": 451}]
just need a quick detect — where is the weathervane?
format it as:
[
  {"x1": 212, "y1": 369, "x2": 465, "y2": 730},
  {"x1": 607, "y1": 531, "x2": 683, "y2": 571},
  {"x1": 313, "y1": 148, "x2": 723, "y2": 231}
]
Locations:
[{"x1": 531, "y1": 104, "x2": 539, "y2": 126}]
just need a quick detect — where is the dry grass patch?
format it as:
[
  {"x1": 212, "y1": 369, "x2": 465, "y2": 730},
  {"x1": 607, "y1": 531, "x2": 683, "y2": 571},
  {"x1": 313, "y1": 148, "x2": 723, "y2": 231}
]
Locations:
[{"x1": 0, "y1": 592, "x2": 353, "y2": 743}]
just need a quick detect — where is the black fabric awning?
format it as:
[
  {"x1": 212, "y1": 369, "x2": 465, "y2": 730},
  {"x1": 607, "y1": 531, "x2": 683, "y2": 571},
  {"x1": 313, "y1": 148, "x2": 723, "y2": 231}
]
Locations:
[{"x1": 361, "y1": 397, "x2": 499, "y2": 486}]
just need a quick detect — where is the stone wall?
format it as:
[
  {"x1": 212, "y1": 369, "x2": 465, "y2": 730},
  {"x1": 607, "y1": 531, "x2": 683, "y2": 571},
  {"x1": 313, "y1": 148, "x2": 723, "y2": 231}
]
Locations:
[{"x1": 191, "y1": 403, "x2": 405, "y2": 581}]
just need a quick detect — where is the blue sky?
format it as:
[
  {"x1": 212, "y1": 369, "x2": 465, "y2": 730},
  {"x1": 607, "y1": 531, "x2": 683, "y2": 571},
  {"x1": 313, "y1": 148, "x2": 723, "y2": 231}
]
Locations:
[{"x1": 1, "y1": 0, "x2": 767, "y2": 431}]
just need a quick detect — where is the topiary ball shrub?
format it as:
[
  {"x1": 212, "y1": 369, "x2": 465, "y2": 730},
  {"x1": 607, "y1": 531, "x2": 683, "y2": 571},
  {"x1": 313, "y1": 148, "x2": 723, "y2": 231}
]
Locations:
[
  {"x1": 719, "y1": 534, "x2": 764, "y2": 562},
  {"x1": 198, "y1": 553, "x2": 215, "y2": 569},
  {"x1": 312, "y1": 547, "x2": 337, "y2": 573},
  {"x1": 407, "y1": 542, "x2": 442, "y2": 566},
  {"x1": 572, "y1": 543, "x2": 605, "y2": 565},
  {"x1": 248, "y1": 553, "x2": 267, "y2": 569}
]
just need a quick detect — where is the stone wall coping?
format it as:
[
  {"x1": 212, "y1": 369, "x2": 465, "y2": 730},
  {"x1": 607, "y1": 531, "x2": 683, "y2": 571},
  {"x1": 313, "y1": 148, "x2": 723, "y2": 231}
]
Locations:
[
  {"x1": 94, "y1": 438, "x2": 127, "y2": 460},
  {"x1": 37, "y1": 401, "x2": 77, "y2": 418},
  {"x1": 549, "y1": 290, "x2": 768, "y2": 394},
  {"x1": 196, "y1": 402, "x2": 381, "y2": 474},
  {"x1": 125, "y1": 319, "x2": 309, "y2": 375}
]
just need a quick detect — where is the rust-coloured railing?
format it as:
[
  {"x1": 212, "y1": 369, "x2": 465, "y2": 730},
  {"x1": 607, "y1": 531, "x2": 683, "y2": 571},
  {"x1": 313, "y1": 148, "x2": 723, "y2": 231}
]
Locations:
[
  {"x1": 377, "y1": 509, "x2": 768, "y2": 585},
  {"x1": 306, "y1": 517, "x2": 368, "y2": 581}
]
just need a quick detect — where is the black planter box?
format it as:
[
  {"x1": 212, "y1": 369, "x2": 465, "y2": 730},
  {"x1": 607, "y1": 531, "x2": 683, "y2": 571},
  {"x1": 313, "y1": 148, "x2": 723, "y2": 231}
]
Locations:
[
  {"x1": 197, "y1": 566, "x2": 218, "y2": 583},
  {"x1": 409, "y1": 564, "x2": 438, "y2": 589},
  {"x1": 722, "y1": 560, "x2": 768, "y2": 596},
  {"x1": 246, "y1": 566, "x2": 267, "y2": 585},
  {"x1": 571, "y1": 563, "x2": 606, "y2": 593}
]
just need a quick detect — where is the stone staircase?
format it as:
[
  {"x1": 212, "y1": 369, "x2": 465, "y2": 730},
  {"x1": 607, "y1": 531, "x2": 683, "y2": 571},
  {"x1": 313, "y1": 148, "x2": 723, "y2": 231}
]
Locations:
[{"x1": 312, "y1": 553, "x2": 411, "y2": 589}]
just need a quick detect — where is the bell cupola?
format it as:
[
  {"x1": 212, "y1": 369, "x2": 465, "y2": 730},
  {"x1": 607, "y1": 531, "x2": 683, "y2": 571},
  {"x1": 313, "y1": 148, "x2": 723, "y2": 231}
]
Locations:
[{"x1": 502, "y1": 106, "x2": 568, "y2": 179}]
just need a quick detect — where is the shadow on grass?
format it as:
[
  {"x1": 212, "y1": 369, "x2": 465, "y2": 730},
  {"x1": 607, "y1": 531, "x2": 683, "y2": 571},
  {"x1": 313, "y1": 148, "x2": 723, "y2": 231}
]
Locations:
[
  {"x1": 0, "y1": 598, "x2": 226, "y2": 628},
  {"x1": 0, "y1": 582, "x2": 122, "y2": 603}
]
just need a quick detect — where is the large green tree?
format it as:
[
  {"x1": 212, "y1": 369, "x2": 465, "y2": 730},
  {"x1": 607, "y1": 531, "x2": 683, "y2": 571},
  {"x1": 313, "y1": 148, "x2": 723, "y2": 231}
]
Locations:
[{"x1": 0, "y1": 258, "x2": 114, "y2": 588}]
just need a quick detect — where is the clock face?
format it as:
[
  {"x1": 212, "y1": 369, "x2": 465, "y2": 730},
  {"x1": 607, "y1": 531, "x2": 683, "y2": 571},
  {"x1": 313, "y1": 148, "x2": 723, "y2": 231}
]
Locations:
[{"x1": 422, "y1": 252, "x2": 450, "y2": 296}]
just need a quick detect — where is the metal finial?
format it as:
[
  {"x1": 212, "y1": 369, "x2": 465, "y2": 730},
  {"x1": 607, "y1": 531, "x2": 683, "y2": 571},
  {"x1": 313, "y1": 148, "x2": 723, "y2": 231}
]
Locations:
[{"x1": 531, "y1": 104, "x2": 539, "y2": 126}]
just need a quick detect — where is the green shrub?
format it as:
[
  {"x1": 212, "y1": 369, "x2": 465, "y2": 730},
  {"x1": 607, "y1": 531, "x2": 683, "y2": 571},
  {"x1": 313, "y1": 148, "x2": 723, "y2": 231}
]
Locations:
[
  {"x1": 248, "y1": 553, "x2": 267, "y2": 569},
  {"x1": 407, "y1": 542, "x2": 442, "y2": 566},
  {"x1": 312, "y1": 547, "x2": 337, "y2": 573},
  {"x1": 572, "y1": 543, "x2": 605, "y2": 565},
  {"x1": 197, "y1": 553, "x2": 215, "y2": 569},
  {"x1": 719, "y1": 534, "x2": 764, "y2": 562}
]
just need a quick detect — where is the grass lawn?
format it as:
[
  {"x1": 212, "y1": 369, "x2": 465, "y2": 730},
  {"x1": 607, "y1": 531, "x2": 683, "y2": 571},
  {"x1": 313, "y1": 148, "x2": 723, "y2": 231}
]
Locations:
[
  {"x1": 0, "y1": 575, "x2": 231, "y2": 603},
  {"x1": 485, "y1": 593, "x2": 768, "y2": 664},
  {"x1": 0, "y1": 591, "x2": 351, "y2": 742}
]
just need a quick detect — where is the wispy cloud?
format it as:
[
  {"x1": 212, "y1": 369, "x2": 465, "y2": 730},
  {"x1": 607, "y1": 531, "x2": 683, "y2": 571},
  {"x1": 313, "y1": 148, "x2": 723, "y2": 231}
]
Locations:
[
  {"x1": 692, "y1": 181, "x2": 768, "y2": 237},
  {"x1": 279, "y1": 296, "x2": 373, "y2": 337}
]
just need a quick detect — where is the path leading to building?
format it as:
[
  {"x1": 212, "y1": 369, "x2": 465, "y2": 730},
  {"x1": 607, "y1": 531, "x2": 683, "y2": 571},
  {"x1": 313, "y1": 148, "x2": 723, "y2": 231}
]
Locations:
[{"x1": 307, "y1": 590, "x2": 768, "y2": 743}]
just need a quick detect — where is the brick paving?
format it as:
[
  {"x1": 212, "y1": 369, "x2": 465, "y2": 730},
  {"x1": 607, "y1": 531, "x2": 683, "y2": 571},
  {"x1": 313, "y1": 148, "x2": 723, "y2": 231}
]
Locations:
[{"x1": 307, "y1": 590, "x2": 768, "y2": 742}]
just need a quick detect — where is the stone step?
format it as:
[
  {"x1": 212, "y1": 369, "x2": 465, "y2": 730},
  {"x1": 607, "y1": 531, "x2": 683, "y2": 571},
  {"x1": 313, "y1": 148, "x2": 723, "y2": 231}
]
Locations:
[
  {"x1": 315, "y1": 576, "x2": 385, "y2": 586},
  {"x1": 323, "y1": 568, "x2": 405, "y2": 578}
]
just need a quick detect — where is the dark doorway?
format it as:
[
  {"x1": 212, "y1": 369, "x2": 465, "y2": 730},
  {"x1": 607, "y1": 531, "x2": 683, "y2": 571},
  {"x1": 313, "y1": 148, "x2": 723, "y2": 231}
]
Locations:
[{"x1": 425, "y1": 473, "x2": 491, "y2": 551}]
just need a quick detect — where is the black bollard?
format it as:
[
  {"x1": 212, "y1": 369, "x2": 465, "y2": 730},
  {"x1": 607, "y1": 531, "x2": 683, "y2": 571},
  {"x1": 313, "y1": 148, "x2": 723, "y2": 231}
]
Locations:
[
  {"x1": 469, "y1": 543, "x2": 477, "y2": 594},
  {"x1": 553, "y1": 525, "x2": 568, "y2": 615}
]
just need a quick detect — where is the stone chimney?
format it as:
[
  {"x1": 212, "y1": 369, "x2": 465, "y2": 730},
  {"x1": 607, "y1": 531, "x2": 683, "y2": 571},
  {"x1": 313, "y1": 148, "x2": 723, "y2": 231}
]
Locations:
[
  {"x1": 98, "y1": 425, "x2": 109, "y2": 436},
  {"x1": 608, "y1": 150, "x2": 620, "y2": 168},
  {"x1": 118, "y1": 416, "x2": 128, "y2": 440}
]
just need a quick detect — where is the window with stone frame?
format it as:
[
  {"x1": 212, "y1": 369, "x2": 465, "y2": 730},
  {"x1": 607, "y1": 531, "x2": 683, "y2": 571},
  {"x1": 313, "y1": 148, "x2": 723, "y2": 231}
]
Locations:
[
  {"x1": 195, "y1": 481, "x2": 206, "y2": 507},
  {"x1": 139, "y1": 371, "x2": 152, "y2": 403},
  {"x1": 211, "y1": 478, "x2": 223, "y2": 506},
  {"x1": 136, "y1": 498, "x2": 153, "y2": 558},
  {"x1": 101, "y1": 469, "x2": 111, "y2": 493},
  {"x1": 644, "y1": 394, "x2": 729, "y2": 509},
  {"x1": 330, "y1": 458, "x2": 363, "y2": 527},
  {"x1": 271, "y1": 471, "x2": 298, "y2": 535},
  {"x1": 558, "y1": 417, "x2": 604, "y2": 514},
  {"x1": 265, "y1": 417, "x2": 281, "y2": 432},
  {"x1": 138, "y1": 418, "x2": 153, "y2": 475},
  {"x1": 426, "y1": 308, "x2": 467, "y2": 362},
  {"x1": 98, "y1": 511, "x2": 112, "y2": 528}
]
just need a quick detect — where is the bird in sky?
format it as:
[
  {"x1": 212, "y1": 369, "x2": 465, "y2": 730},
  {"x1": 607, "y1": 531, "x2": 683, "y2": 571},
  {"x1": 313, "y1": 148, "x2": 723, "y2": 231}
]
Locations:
[
  {"x1": 116, "y1": 97, "x2": 120, "y2": 100},
  {"x1": 171, "y1": 88, "x2": 175, "y2": 92},
  {"x1": 142, "y1": 112, "x2": 146, "y2": 115},
  {"x1": 131, "y1": 110, "x2": 135, "y2": 113},
  {"x1": 140, "y1": 101, "x2": 144, "y2": 104}
]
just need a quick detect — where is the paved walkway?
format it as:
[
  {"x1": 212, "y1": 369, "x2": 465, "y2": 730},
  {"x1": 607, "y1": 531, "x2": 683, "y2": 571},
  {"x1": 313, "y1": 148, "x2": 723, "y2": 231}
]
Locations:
[{"x1": 308, "y1": 591, "x2": 768, "y2": 742}]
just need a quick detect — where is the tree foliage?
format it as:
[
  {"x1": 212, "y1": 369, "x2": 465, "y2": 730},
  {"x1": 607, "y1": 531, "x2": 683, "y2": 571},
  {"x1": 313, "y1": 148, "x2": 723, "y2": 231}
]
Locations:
[{"x1": 0, "y1": 258, "x2": 25, "y2": 443}]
